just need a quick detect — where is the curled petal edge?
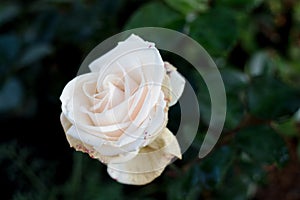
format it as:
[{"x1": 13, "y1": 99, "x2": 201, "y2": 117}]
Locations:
[
  {"x1": 164, "y1": 62, "x2": 185, "y2": 107},
  {"x1": 60, "y1": 113, "x2": 138, "y2": 164},
  {"x1": 107, "y1": 128, "x2": 181, "y2": 185}
]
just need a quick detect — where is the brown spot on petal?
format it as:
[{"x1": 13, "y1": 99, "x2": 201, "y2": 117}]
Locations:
[{"x1": 164, "y1": 97, "x2": 171, "y2": 103}]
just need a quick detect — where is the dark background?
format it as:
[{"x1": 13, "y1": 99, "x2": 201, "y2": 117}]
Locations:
[{"x1": 1, "y1": 0, "x2": 300, "y2": 199}]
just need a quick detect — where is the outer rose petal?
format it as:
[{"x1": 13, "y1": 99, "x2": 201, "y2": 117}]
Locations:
[
  {"x1": 61, "y1": 113, "x2": 95, "y2": 156},
  {"x1": 89, "y1": 34, "x2": 161, "y2": 73},
  {"x1": 61, "y1": 113, "x2": 72, "y2": 133},
  {"x1": 60, "y1": 113, "x2": 138, "y2": 163},
  {"x1": 164, "y1": 62, "x2": 185, "y2": 106},
  {"x1": 107, "y1": 128, "x2": 181, "y2": 185}
]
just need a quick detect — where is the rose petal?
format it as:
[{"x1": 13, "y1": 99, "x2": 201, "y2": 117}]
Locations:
[
  {"x1": 60, "y1": 73, "x2": 99, "y2": 126},
  {"x1": 90, "y1": 34, "x2": 165, "y2": 97},
  {"x1": 65, "y1": 122, "x2": 105, "y2": 147},
  {"x1": 118, "y1": 63, "x2": 139, "y2": 98},
  {"x1": 89, "y1": 34, "x2": 149, "y2": 73},
  {"x1": 89, "y1": 34, "x2": 162, "y2": 73},
  {"x1": 60, "y1": 113, "x2": 72, "y2": 133},
  {"x1": 62, "y1": 113, "x2": 139, "y2": 163},
  {"x1": 61, "y1": 113, "x2": 97, "y2": 154},
  {"x1": 164, "y1": 62, "x2": 185, "y2": 106},
  {"x1": 116, "y1": 91, "x2": 167, "y2": 147},
  {"x1": 107, "y1": 128, "x2": 181, "y2": 185}
]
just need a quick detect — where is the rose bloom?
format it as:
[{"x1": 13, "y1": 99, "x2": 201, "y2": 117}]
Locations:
[{"x1": 60, "y1": 34, "x2": 185, "y2": 185}]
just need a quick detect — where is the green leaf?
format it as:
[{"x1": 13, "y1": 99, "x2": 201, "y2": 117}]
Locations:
[
  {"x1": 246, "y1": 51, "x2": 275, "y2": 77},
  {"x1": 124, "y1": 2, "x2": 183, "y2": 29},
  {"x1": 19, "y1": 44, "x2": 53, "y2": 67},
  {"x1": 272, "y1": 56, "x2": 300, "y2": 87},
  {"x1": 0, "y1": 77, "x2": 24, "y2": 113},
  {"x1": 164, "y1": 0, "x2": 209, "y2": 15},
  {"x1": 198, "y1": 67, "x2": 248, "y2": 129},
  {"x1": 189, "y1": 7, "x2": 239, "y2": 57},
  {"x1": 225, "y1": 94, "x2": 245, "y2": 130},
  {"x1": 235, "y1": 125, "x2": 289, "y2": 166},
  {"x1": 214, "y1": 0, "x2": 262, "y2": 11},
  {"x1": 247, "y1": 75, "x2": 300, "y2": 120},
  {"x1": 272, "y1": 119, "x2": 299, "y2": 137},
  {"x1": 166, "y1": 177, "x2": 187, "y2": 200},
  {"x1": 272, "y1": 109, "x2": 300, "y2": 137},
  {"x1": 238, "y1": 160, "x2": 266, "y2": 183},
  {"x1": 0, "y1": 34, "x2": 21, "y2": 62},
  {"x1": 199, "y1": 146, "x2": 234, "y2": 189},
  {"x1": 221, "y1": 68, "x2": 248, "y2": 129},
  {"x1": 0, "y1": 4, "x2": 20, "y2": 27},
  {"x1": 221, "y1": 68, "x2": 249, "y2": 92},
  {"x1": 216, "y1": 167, "x2": 257, "y2": 200}
]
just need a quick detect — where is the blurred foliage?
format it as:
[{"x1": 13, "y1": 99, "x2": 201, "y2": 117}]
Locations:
[{"x1": 1, "y1": 0, "x2": 300, "y2": 199}]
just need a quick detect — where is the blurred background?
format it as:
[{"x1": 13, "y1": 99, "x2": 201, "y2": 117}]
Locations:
[{"x1": 1, "y1": 0, "x2": 300, "y2": 199}]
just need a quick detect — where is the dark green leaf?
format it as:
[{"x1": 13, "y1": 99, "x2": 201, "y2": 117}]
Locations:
[
  {"x1": 221, "y1": 68, "x2": 248, "y2": 129},
  {"x1": 19, "y1": 44, "x2": 52, "y2": 67},
  {"x1": 247, "y1": 75, "x2": 300, "y2": 119},
  {"x1": 0, "y1": 4, "x2": 20, "y2": 26},
  {"x1": 216, "y1": 168, "x2": 256, "y2": 200},
  {"x1": 124, "y1": 2, "x2": 183, "y2": 29},
  {"x1": 272, "y1": 119, "x2": 299, "y2": 137},
  {"x1": 199, "y1": 146, "x2": 234, "y2": 189},
  {"x1": 225, "y1": 94, "x2": 245, "y2": 130},
  {"x1": 198, "y1": 68, "x2": 248, "y2": 129},
  {"x1": 246, "y1": 51, "x2": 274, "y2": 76},
  {"x1": 166, "y1": 164, "x2": 202, "y2": 200},
  {"x1": 164, "y1": 0, "x2": 209, "y2": 15},
  {"x1": 238, "y1": 159, "x2": 266, "y2": 183},
  {"x1": 221, "y1": 68, "x2": 248, "y2": 92},
  {"x1": 215, "y1": 0, "x2": 262, "y2": 11},
  {"x1": 235, "y1": 125, "x2": 289, "y2": 166},
  {"x1": 0, "y1": 77, "x2": 23, "y2": 113},
  {"x1": 189, "y1": 7, "x2": 238, "y2": 57},
  {"x1": 0, "y1": 34, "x2": 21, "y2": 62}
]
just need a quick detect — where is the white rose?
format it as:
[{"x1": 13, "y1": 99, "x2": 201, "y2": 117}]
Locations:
[{"x1": 60, "y1": 34, "x2": 185, "y2": 185}]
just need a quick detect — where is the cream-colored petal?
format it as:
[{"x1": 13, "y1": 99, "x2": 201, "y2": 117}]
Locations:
[
  {"x1": 61, "y1": 113, "x2": 139, "y2": 164},
  {"x1": 164, "y1": 62, "x2": 185, "y2": 106},
  {"x1": 65, "y1": 134, "x2": 138, "y2": 164},
  {"x1": 89, "y1": 34, "x2": 161, "y2": 73},
  {"x1": 89, "y1": 35, "x2": 165, "y2": 109},
  {"x1": 60, "y1": 113, "x2": 72, "y2": 133},
  {"x1": 60, "y1": 72, "x2": 99, "y2": 127},
  {"x1": 61, "y1": 113, "x2": 97, "y2": 156},
  {"x1": 107, "y1": 128, "x2": 181, "y2": 185},
  {"x1": 116, "y1": 92, "x2": 167, "y2": 147},
  {"x1": 61, "y1": 113, "x2": 133, "y2": 162}
]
